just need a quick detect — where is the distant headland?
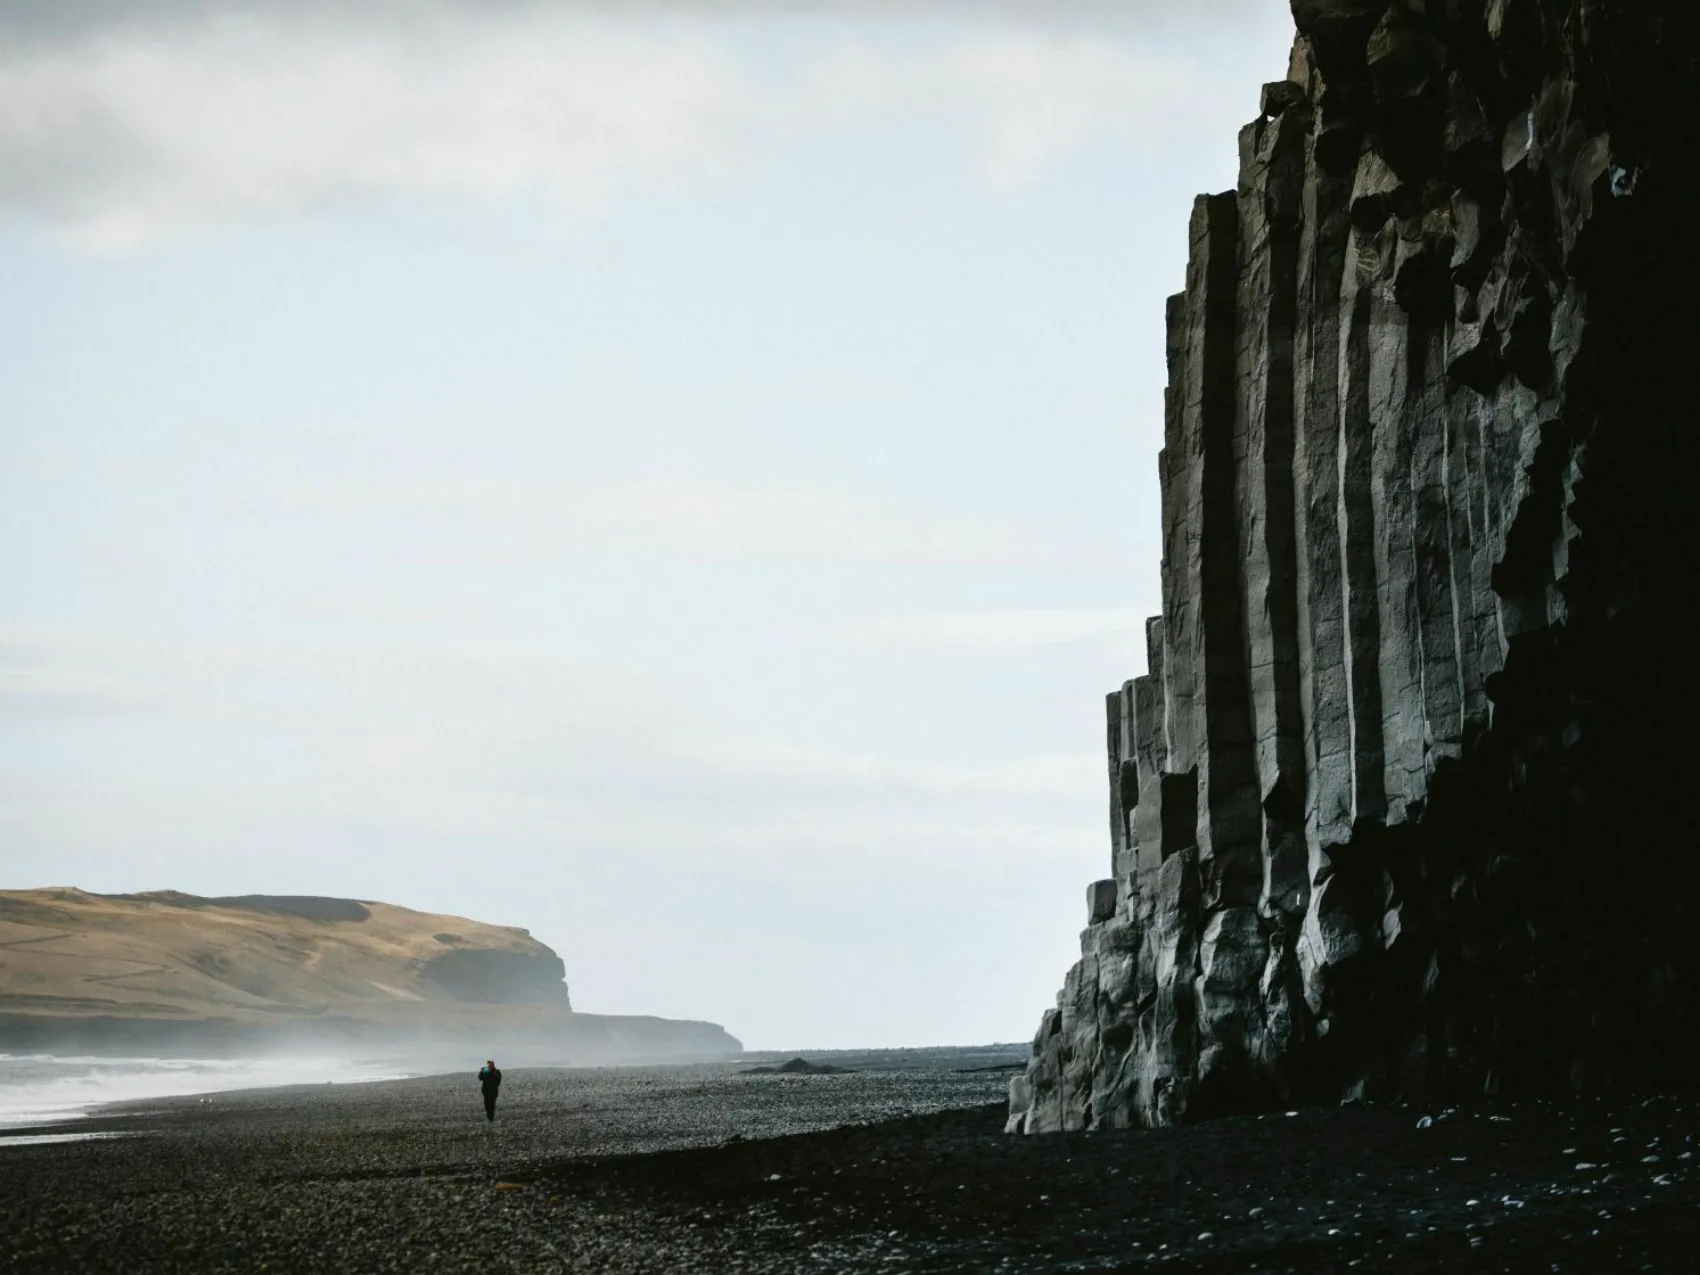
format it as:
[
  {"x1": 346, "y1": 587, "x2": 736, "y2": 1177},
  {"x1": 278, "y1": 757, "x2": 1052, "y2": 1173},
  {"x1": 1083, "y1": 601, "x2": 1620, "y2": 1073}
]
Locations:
[{"x1": 0, "y1": 888, "x2": 739, "y2": 1064}]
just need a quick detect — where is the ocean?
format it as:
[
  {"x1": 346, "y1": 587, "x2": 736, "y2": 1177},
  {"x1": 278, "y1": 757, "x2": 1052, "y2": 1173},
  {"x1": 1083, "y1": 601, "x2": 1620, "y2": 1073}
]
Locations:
[{"x1": 0, "y1": 1054, "x2": 411, "y2": 1141}]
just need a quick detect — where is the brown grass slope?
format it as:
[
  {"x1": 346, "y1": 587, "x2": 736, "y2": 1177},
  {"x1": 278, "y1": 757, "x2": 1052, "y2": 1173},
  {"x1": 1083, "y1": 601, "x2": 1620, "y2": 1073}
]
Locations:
[{"x1": 0, "y1": 887, "x2": 571, "y2": 1024}]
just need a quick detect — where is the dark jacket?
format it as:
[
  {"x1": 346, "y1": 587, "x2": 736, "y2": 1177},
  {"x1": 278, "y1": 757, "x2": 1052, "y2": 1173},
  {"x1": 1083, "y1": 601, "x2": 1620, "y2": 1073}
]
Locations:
[{"x1": 478, "y1": 1065, "x2": 502, "y2": 1096}]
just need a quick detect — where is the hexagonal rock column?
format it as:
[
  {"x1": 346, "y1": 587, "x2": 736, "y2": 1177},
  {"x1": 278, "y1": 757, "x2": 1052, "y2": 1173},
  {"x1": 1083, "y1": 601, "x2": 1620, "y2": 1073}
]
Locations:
[{"x1": 1009, "y1": 0, "x2": 1700, "y2": 1133}]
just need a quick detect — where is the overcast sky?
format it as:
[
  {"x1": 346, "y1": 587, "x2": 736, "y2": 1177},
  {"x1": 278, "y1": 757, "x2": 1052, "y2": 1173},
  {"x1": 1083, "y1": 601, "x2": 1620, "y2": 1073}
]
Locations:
[{"x1": 1, "y1": 0, "x2": 1295, "y2": 1049}]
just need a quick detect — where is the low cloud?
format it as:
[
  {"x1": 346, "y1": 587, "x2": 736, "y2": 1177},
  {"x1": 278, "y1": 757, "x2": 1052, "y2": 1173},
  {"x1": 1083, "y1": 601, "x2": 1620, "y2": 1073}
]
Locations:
[
  {"x1": 0, "y1": 1, "x2": 1284, "y2": 250},
  {"x1": 811, "y1": 36, "x2": 1196, "y2": 188},
  {"x1": 0, "y1": 626, "x2": 1101, "y2": 871},
  {"x1": 0, "y1": 14, "x2": 754, "y2": 251},
  {"x1": 686, "y1": 736, "x2": 1101, "y2": 805},
  {"x1": 813, "y1": 606, "x2": 1147, "y2": 651},
  {"x1": 295, "y1": 476, "x2": 1113, "y2": 568}
]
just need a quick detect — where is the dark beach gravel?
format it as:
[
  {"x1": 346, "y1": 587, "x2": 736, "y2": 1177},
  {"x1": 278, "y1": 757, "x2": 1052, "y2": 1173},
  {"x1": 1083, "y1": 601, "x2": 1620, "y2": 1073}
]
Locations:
[{"x1": 2, "y1": 1054, "x2": 1696, "y2": 1272}]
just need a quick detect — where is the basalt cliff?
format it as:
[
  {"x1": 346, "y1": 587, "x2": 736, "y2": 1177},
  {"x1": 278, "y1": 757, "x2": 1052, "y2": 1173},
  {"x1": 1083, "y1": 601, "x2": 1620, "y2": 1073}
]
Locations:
[
  {"x1": 0, "y1": 888, "x2": 740, "y2": 1063},
  {"x1": 1011, "y1": 0, "x2": 1700, "y2": 1132}
]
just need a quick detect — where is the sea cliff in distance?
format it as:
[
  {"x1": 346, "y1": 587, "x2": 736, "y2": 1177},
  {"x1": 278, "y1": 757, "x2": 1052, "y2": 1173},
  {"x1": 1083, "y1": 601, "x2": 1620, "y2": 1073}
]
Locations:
[{"x1": 0, "y1": 888, "x2": 740, "y2": 1065}]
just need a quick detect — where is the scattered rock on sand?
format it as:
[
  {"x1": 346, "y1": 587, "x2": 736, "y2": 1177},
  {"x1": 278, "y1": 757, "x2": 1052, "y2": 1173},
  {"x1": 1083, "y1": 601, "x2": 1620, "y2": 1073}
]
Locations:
[{"x1": 742, "y1": 1057, "x2": 853, "y2": 1076}]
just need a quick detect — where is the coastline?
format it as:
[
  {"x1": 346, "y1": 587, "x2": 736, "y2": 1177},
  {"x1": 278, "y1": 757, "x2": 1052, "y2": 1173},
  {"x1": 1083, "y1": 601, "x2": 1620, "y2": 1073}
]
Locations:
[
  {"x1": 2, "y1": 1055, "x2": 1695, "y2": 1272},
  {"x1": 0, "y1": 1045, "x2": 1021, "y2": 1140},
  {"x1": 0, "y1": 1053, "x2": 416, "y2": 1138},
  {"x1": 0, "y1": 1057, "x2": 1011, "y2": 1272}
]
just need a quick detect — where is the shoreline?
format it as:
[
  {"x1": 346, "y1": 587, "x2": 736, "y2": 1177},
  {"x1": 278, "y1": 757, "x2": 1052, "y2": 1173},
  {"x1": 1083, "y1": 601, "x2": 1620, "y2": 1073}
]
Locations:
[
  {"x1": 0, "y1": 1044, "x2": 1027, "y2": 1141},
  {"x1": 0, "y1": 1052, "x2": 423, "y2": 1138},
  {"x1": 3, "y1": 1060, "x2": 1695, "y2": 1271}
]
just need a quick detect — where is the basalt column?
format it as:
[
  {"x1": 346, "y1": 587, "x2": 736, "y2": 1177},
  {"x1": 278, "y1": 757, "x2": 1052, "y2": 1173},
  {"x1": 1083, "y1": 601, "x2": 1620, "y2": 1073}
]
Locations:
[{"x1": 1009, "y1": 0, "x2": 1700, "y2": 1133}]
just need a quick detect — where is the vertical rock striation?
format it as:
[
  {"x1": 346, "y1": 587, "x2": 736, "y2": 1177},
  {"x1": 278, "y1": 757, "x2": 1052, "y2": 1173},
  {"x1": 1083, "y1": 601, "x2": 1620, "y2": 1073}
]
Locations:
[{"x1": 1010, "y1": 0, "x2": 1700, "y2": 1132}]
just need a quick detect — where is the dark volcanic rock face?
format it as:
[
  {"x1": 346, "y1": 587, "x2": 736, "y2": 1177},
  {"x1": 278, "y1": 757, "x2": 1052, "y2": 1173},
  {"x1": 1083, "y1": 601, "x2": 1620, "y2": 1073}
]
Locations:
[
  {"x1": 1012, "y1": 0, "x2": 1700, "y2": 1133},
  {"x1": 420, "y1": 948, "x2": 572, "y2": 1005}
]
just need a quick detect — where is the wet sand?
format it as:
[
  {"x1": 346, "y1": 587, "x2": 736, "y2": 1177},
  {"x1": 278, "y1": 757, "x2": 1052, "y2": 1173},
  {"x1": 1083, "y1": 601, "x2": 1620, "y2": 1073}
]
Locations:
[{"x1": 1, "y1": 1057, "x2": 1695, "y2": 1272}]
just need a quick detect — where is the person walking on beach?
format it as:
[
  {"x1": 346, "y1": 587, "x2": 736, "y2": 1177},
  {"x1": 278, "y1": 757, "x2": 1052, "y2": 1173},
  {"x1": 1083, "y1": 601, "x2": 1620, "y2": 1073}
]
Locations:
[{"x1": 478, "y1": 1059, "x2": 502, "y2": 1122}]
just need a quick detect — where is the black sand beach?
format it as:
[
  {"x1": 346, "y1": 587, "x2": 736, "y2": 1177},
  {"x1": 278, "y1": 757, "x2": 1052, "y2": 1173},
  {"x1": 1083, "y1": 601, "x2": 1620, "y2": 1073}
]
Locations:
[{"x1": 2, "y1": 1054, "x2": 1696, "y2": 1273}]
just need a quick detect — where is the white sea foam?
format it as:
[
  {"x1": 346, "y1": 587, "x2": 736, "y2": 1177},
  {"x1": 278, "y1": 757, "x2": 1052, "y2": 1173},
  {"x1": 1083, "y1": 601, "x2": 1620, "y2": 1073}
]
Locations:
[
  {"x1": 0, "y1": 1054, "x2": 412, "y2": 1130},
  {"x1": 0, "y1": 1131, "x2": 139, "y2": 1148}
]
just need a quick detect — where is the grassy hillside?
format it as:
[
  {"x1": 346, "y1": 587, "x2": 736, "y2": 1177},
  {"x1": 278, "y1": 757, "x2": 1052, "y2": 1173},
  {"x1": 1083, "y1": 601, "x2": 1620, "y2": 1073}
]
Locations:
[
  {"x1": 0, "y1": 888, "x2": 742, "y2": 1061},
  {"x1": 0, "y1": 887, "x2": 572, "y2": 1022}
]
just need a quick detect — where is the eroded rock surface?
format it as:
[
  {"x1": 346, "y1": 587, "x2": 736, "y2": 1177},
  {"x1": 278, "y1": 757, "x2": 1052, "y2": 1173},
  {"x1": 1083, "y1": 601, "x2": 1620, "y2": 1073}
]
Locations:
[{"x1": 1011, "y1": 0, "x2": 1700, "y2": 1133}]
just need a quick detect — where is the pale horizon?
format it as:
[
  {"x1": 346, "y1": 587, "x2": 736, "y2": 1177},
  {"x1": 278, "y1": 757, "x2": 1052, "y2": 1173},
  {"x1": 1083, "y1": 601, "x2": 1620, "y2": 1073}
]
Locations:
[{"x1": 0, "y1": 0, "x2": 1297, "y2": 1051}]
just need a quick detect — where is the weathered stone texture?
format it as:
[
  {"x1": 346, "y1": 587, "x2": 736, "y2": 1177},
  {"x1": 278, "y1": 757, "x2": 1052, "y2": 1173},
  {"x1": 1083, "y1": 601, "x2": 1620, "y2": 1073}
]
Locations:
[{"x1": 1011, "y1": 0, "x2": 1700, "y2": 1133}]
